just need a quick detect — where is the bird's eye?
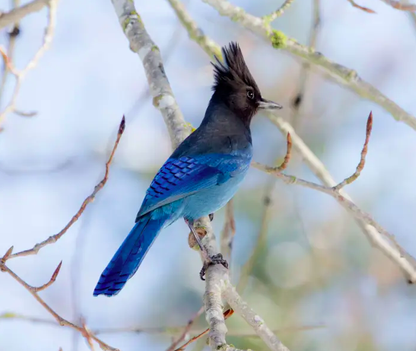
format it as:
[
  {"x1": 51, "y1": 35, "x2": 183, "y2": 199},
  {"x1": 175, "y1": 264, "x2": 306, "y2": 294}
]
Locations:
[{"x1": 247, "y1": 90, "x2": 254, "y2": 100}]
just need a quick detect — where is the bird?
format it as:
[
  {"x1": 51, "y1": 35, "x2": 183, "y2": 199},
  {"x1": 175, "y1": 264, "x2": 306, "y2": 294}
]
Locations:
[{"x1": 93, "y1": 42, "x2": 282, "y2": 297}]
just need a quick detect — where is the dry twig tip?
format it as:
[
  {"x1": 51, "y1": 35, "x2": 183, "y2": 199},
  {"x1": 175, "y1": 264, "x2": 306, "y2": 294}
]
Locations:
[
  {"x1": 1, "y1": 246, "x2": 14, "y2": 267},
  {"x1": 334, "y1": 111, "x2": 373, "y2": 190},
  {"x1": 347, "y1": 0, "x2": 376, "y2": 13},
  {"x1": 32, "y1": 261, "x2": 62, "y2": 292},
  {"x1": 277, "y1": 132, "x2": 292, "y2": 171},
  {"x1": 381, "y1": 0, "x2": 416, "y2": 11}
]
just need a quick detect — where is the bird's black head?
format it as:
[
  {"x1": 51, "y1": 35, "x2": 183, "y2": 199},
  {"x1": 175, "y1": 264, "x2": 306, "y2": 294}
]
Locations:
[{"x1": 211, "y1": 42, "x2": 282, "y2": 126}]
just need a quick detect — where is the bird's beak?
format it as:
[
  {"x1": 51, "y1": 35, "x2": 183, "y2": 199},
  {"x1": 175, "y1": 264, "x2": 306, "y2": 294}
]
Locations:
[{"x1": 258, "y1": 98, "x2": 283, "y2": 110}]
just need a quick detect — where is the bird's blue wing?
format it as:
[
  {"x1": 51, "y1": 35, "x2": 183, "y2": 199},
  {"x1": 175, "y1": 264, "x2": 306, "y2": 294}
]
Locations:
[{"x1": 136, "y1": 154, "x2": 246, "y2": 220}]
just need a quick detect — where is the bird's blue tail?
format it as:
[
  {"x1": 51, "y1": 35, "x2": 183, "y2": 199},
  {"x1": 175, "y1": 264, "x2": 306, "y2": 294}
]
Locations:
[{"x1": 93, "y1": 213, "x2": 165, "y2": 297}]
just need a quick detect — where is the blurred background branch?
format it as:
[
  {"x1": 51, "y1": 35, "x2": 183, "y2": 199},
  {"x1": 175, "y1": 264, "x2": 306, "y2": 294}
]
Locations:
[
  {"x1": 0, "y1": 0, "x2": 49, "y2": 29},
  {"x1": 379, "y1": 0, "x2": 416, "y2": 11},
  {"x1": 0, "y1": 0, "x2": 21, "y2": 109},
  {"x1": 0, "y1": 0, "x2": 56, "y2": 129},
  {"x1": 0, "y1": 117, "x2": 125, "y2": 351}
]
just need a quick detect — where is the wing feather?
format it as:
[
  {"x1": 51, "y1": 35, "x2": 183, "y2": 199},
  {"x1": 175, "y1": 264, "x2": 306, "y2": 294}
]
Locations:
[{"x1": 136, "y1": 155, "x2": 244, "y2": 220}]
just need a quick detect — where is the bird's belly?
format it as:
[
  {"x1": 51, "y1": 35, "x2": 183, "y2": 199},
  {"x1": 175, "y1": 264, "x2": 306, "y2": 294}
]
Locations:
[{"x1": 181, "y1": 173, "x2": 245, "y2": 221}]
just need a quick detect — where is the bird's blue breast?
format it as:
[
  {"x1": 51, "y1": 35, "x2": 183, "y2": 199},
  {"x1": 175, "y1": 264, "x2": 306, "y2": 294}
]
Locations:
[
  {"x1": 136, "y1": 145, "x2": 252, "y2": 223},
  {"x1": 180, "y1": 167, "x2": 247, "y2": 220}
]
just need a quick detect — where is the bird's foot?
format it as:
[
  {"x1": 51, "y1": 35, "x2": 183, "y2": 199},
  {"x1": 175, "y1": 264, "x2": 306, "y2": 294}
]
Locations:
[
  {"x1": 199, "y1": 253, "x2": 228, "y2": 281},
  {"x1": 209, "y1": 213, "x2": 214, "y2": 221}
]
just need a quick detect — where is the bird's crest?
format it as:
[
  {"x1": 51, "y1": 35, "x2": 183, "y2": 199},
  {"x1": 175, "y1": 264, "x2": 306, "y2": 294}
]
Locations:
[{"x1": 212, "y1": 42, "x2": 258, "y2": 92}]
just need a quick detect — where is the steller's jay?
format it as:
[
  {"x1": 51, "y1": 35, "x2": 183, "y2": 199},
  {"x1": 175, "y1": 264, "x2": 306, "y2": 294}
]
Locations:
[{"x1": 94, "y1": 42, "x2": 282, "y2": 297}]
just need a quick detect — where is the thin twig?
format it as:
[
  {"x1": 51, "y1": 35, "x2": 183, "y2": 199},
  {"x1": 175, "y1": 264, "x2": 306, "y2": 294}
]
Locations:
[
  {"x1": 223, "y1": 284, "x2": 290, "y2": 351},
  {"x1": 0, "y1": 116, "x2": 125, "y2": 350},
  {"x1": 1, "y1": 255, "x2": 62, "y2": 296},
  {"x1": 380, "y1": 0, "x2": 416, "y2": 11},
  {"x1": 0, "y1": 311, "x2": 323, "y2": 338},
  {"x1": 253, "y1": 159, "x2": 416, "y2": 259},
  {"x1": 6, "y1": 116, "x2": 125, "y2": 260},
  {"x1": 0, "y1": 313, "x2": 57, "y2": 326},
  {"x1": 264, "y1": 110, "x2": 416, "y2": 282},
  {"x1": 0, "y1": 264, "x2": 118, "y2": 351},
  {"x1": 277, "y1": 133, "x2": 292, "y2": 171},
  {"x1": 333, "y1": 112, "x2": 373, "y2": 190},
  {"x1": 0, "y1": 0, "x2": 57, "y2": 128},
  {"x1": 167, "y1": 306, "x2": 204, "y2": 351},
  {"x1": 220, "y1": 199, "x2": 236, "y2": 263},
  {"x1": 0, "y1": 0, "x2": 21, "y2": 108},
  {"x1": 252, "y1": 147, "x2": 416, "y2": 284},
  {"x1": 14, "y1": 109, "x2": 37, "y2": 117},
  {"x1": 201, "y1": 0, "x2": 416, "y2": 131},
  {"x1": 347, "y1": 0, "x2": 376, "y2": 13},
  {"x1": 263, "y1": 0, "x2": 296, "y2": 23},
  {"x1": 81, "y1": 318, "x2": 97, "y2": 351},
  {"x1": 32, "y1": 261, "x2": 62, "y2": 292},
  {"x1": 175, "y1": 309, "x2": 234, "y2": 351},
  {"x1": 0, "y1": 46, "x2": 18, "y2": 74},
  {"x1": 176, "y1": 321, "x2": 323, "y2": 350},
  {"x1": 69, "y1": 212, "x2": 92, "y2": 351}
]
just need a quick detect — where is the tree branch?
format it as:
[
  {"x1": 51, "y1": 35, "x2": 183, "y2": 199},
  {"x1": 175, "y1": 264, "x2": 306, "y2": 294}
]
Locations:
[
  {"x1": 0, "y1": 116, "x2": 126, "y2": 351},
  {"x1": 263, "y1": 0, "x2": 296, "y2": 23},
  {"x1": 167, "y1": 306, "x2": 204, "y2": 351},
  {"x1": 379, "y1": 0, "x2": 416, "y2": 11},
  {"x1": 223, "y1": 283, "x2": 290, "y2": 351},
  {"x1": 0, "y1": 0, "x2": 22, "y2": 109},
  {"x1": 333, "y1": 112, "x2": 372, "y2": 190},
  {"x1": 5, "y1": 116, "x2": 125, "y2": 260},
  {"x1": 0, "y1": 0, "x2": 49, "y2": 30},
  {"x1": 347, "y1": 0, "x2": 377, "y2": 13},
  {"x1": 110, "y1": 1, "x2": 291, "y2": 349},
  {"x1": 0, "y1": 0, "x2": 57, "y2": 129},
  {"x1": 174, "y1": 309, "x2": 234, "y2": 350},
  {"x1": 252, "y1": 112, "x2": 416, "y2": 283},
  {"x1": 201, "y1": 0, "x2": 416, "y2": 131},
  {"x1": 0, "y1": 264, "x2": 118, "y2": 351}
]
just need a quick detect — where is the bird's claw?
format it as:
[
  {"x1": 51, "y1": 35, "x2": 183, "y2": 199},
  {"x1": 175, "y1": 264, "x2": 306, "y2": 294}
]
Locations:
[
  {"x1": 199, "y1": 253, "x2": 228, "y2": 280},
  {"x1": 209, "y1": 213, "x2": 214, "y2": 221}
]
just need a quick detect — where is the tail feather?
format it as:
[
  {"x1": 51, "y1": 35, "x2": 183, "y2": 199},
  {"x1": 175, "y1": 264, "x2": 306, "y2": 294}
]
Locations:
[{"x1": 94, "y1": 214, "x2": 164, "y2": 297}]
